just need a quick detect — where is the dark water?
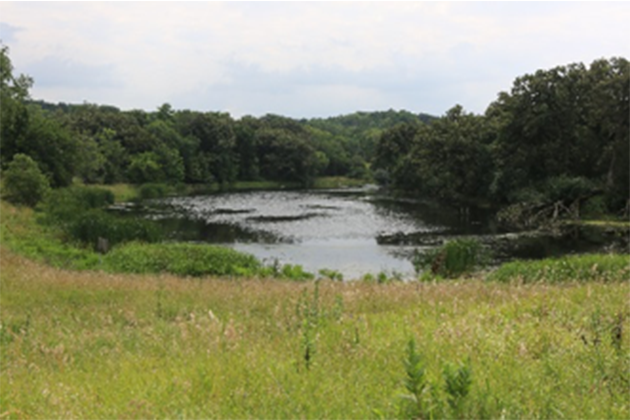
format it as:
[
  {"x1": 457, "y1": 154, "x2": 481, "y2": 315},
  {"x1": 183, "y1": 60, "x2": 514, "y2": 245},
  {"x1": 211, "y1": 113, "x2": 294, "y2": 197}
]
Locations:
[{"x1": 124, "y1": 188, "x2": 628, "y2": 279}]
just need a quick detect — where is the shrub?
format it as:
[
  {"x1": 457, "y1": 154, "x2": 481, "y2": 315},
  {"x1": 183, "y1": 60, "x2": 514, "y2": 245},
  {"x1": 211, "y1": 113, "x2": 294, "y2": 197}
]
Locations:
[
  {"x1": 414, "y1": 238, "x2": 487, "y2": 278},
  {"x1": 39, "y1": 186, "x2": 114, "y2": 225},
  {"x1": 103, "y1": 242, "x2": 261, "y2": 277},
  {"x1": 138, "y1": 183, "x2": 171, "y2": 200},
  {"x1": 1, "y1": 153, "x2": 50, "y2": 207},
  {"x1": 67, "y1": 209, "x2": 162, "y2": 249}
]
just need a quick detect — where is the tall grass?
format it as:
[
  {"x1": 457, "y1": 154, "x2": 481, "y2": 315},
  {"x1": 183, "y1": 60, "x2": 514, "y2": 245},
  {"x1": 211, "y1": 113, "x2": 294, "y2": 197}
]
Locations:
[
  {"x1": 488, "y1": 253, "x2": 630, "y2": 283},
  {"x1": 1, "y1": 247, "x2": 628, "y2": 419}
]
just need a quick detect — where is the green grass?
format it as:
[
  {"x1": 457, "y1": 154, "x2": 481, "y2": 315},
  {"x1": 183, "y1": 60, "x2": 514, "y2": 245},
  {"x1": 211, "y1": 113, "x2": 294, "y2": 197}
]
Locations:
[
  {"x1": 488, "y1": 253, "x2": 630, "y2": 284},
  {"x1": 103, "y1": 242, "x2": 262, "y2": 277},
  {"x1": 1, "y1": 248, "x2": 628, "y2": 419},
  {"x1": 1, "y1": 198, "x2": 629, "y2": 418},
  {"x1": 0, "y1": 201, "x2": 101, "y2": 270},
  {"x1": 86, "y1": 183, "x2": 139, "y2": 203}
]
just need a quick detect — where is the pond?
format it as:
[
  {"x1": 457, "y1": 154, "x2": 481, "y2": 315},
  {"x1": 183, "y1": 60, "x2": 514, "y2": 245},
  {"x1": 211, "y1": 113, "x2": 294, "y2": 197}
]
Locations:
[{"x1": 125, "y1": 187, "x2": 628, "y2": 279}]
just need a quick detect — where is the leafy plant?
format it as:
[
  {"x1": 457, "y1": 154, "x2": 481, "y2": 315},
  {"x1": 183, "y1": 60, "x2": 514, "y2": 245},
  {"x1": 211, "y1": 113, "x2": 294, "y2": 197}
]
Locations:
[
  {"x1": 67, "y1": 209, "x2": 162, "y2": 249},
  {"x1": 295, "y1": 281, "x2": 344, "y2": 370},
  {"x1": 443, "y1": 358, "x2": 473, "y2": 417},
  {"x1": 38, "y1": 185, "x2": 114, "y2": 226},
  {"x1": 400, "y1": 338, "x2": 429, "y2": 419},
  {"x1": 414, "y1": 239, "x2": 487, "y2": 278},
  {"x1": 1, "y1": 153, "x2": 50, "y2": 207},
  {"x1": 138, "y1": 183, "x2": 171, "y2": 200},
  {"x1": 399, "y1": 338, "x2": 474, "y2": 420}
]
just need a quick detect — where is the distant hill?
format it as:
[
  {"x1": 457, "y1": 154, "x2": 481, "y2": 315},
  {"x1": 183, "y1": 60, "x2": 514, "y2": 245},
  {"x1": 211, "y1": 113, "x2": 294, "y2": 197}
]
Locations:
[{"x1": 304, "y1": 109, "x2": 436, "y2": 136}]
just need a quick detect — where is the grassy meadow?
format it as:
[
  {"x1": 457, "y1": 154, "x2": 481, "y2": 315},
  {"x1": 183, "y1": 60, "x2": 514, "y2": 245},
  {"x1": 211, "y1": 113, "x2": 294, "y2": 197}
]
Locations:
[
  {"x1": 1, "y1": 247, "x2": 628, "y2": 419},
  {"x1": 0, "y1": 197, "x2": 629, "y2": 419}
]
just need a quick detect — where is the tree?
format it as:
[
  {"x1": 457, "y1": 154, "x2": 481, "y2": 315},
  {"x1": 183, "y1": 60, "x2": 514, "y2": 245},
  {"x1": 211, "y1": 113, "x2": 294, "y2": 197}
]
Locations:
[
  {"x1": 0, "y1": 44, "x2": 32, "y2": 170},
  {"x1": 21, "y1": 107, "x2": 80, "y2": 187},
  {"x1": 373, "y1": 122, "x2": 421, "y2": 172},
  {"x1": 182, "y1": 112, "x2": 238, "y2": 186},
  {"x1": 489, "y1": 57, "x2": 629, "y2": 208},
  {"x1": 1, "y1": 153, "x2": 50, "y2": 207},
  {"x1": 256, "y1": 128, "x2": 319, "y2": 186}
]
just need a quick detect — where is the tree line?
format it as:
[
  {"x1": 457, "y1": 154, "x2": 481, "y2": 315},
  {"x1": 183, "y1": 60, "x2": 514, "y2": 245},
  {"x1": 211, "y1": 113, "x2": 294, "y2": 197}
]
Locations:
[
  {"x1": 373, "y1": 57, "x2": 629, "y2": 224},
  {"x1": 1, "y1": 43, "x2": 628, "y2": 223},
  {"x1": 1, "y1": 45, "x2": 431, "y2": 194}
]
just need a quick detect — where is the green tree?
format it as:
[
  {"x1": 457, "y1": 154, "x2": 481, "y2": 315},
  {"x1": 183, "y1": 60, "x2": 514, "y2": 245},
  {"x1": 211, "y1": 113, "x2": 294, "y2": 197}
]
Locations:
[
  {"x1": 256, "y1": 127, "x2": 319, "y2": 186},
  {"x1": 1, "y1": 153, "x2": 50, "y2": 207},
  {"x1": 182, "y1": 112, "x2": 238, "y2": 186},
  {"x1": 127, "y1": 152, "x2": 162, "y2": 184},
  {"x1": 21, "y1": 107, "x2": 80, "y2": 187},
  {"x1": 0, "y1": 44, "x2": 32, "y2": 170}
]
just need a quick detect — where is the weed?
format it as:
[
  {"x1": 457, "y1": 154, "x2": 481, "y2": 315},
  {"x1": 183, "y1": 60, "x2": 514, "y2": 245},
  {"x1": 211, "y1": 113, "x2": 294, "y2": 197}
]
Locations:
[
  {"x1": 399, "y1": 338, "x2": 474, "y2": 420},
  {"x1": 295, "y1": 282, "x2": 344, "y2": 370},
  {"x1": 400, "y1": 338, "x2": 429, "y2": 419},
  {"x1": 443, "y1": 358, "x2": 473, "y2": 418}
]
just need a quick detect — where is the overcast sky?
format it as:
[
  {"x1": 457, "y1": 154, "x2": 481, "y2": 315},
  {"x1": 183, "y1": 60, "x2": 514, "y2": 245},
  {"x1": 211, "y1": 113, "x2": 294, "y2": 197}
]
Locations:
[{"x1": 1, "y1": 1, "x2": 629, "y2": 119}]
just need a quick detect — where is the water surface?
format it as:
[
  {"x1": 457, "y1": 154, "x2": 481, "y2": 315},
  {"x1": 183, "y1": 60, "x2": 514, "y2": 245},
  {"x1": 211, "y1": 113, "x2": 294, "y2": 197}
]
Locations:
[{"x1": 131, "y1": 188, "x2": 626, "y2": 279}]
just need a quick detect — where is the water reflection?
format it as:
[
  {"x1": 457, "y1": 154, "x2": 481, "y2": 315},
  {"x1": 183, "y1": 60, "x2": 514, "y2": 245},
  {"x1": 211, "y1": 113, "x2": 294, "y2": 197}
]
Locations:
[{"x1": 133, "y1": 189, "x2": 627, "y2": 279}]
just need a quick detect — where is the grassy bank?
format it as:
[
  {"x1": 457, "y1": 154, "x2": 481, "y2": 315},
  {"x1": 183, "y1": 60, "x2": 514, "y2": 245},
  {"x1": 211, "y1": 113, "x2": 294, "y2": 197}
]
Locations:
[
  {"x1": 1, "y1": 247, "x2": 628, "y2": 419},
  {"x1": 1, "y1": 196, "x2": 628, "y2": 418}
]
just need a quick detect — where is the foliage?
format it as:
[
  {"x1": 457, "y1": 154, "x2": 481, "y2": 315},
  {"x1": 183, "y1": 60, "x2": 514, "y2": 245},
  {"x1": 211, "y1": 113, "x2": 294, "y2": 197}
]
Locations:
[
  {"x1": 68, "y1": 210, "x2": 163, "y2": 249},
  {"x1": 414, "y1": 238, "x2": 487, "y2": 278},
  {"x1": 399, "y1": 338, "x2": 429, "y2": 419},
  {"x1": 0, "y1": 44, "x2": 32, "y2": 171},
  {"x1": 38, "y1": 186, "x2": 115, "y2": 226},
  {"x1": 0, "y1": 201, "x2": 100, "y2": 270},
  {"x1": 103, "y1": 242, "x2": 261, "y2": 277},
  {"x1": 258, "y1": 259, "x2": 315, "y2": 281},
  {"x1": 1, "y1": 153, "x2": 50, "y2": 207},
  {"x1": 137, "y1": 182, "x2": 171, "y2": 200},
  {"x1": 487, "y1": 253, "x2": 630, "y2": 284},
  {"x1": 399, "y1": 338, "x2": 474, "y2": 420}
]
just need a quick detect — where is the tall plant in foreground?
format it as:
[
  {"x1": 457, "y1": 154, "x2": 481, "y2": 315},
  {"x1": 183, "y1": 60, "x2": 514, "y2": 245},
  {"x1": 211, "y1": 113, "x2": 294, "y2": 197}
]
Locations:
[
  {"x1": 399, "y1": 338, "x2": 474, "y2": 419},
  {"x1": 400, "y1": 338, "x2": 430, "y2": 419}
]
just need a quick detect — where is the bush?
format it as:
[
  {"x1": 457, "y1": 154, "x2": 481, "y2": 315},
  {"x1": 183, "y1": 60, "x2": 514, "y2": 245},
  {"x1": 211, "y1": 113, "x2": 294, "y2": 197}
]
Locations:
[
  {"x1": 138, "y1": 183, "x2": 171, "y2": 200},
  {"x1": 104, "y1": 242, "x2": 261, "y2": 277},
  {"x1": 414, "y1": 239, "x2": 487, "y2": 278},
  {"x1": 1, "y1": 153, "x2": 50, "y2": 207},
  {"x1": 39, "y1": 186, "x2": 114, "y2": 225},
  {"x1": 67, "y1": 209, "x2": 162, "y2": 249}
]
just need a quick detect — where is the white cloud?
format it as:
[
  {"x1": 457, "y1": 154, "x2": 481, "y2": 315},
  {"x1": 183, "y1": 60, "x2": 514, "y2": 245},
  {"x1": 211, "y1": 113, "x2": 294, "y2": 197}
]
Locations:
[{"x1": 1, "y1": 1, "x2": 629, "y2": 117}]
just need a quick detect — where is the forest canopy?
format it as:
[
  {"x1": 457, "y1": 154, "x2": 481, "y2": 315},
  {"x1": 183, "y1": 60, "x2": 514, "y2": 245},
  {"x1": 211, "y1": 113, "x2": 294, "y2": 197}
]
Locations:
[{"x1": 1, "y1": 43, "x2": 628, "y2": 222}]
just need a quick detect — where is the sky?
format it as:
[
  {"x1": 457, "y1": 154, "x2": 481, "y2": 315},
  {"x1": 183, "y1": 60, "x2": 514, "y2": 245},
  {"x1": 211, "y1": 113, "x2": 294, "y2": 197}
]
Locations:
[{"x1": 1, "y1": 1, "x2": 629, "y2": 119}]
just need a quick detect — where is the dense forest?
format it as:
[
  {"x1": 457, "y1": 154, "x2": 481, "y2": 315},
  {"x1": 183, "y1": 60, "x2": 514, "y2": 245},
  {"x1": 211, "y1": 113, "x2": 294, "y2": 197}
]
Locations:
[{"x1": 1, "y1": 44, "x2": 628, "y2": 227}]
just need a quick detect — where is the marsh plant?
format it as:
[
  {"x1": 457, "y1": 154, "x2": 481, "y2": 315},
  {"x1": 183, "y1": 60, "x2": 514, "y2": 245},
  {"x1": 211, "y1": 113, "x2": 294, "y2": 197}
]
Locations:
[{"x1": 414, "y1": 238, "x2": 488, "y2": 279}]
